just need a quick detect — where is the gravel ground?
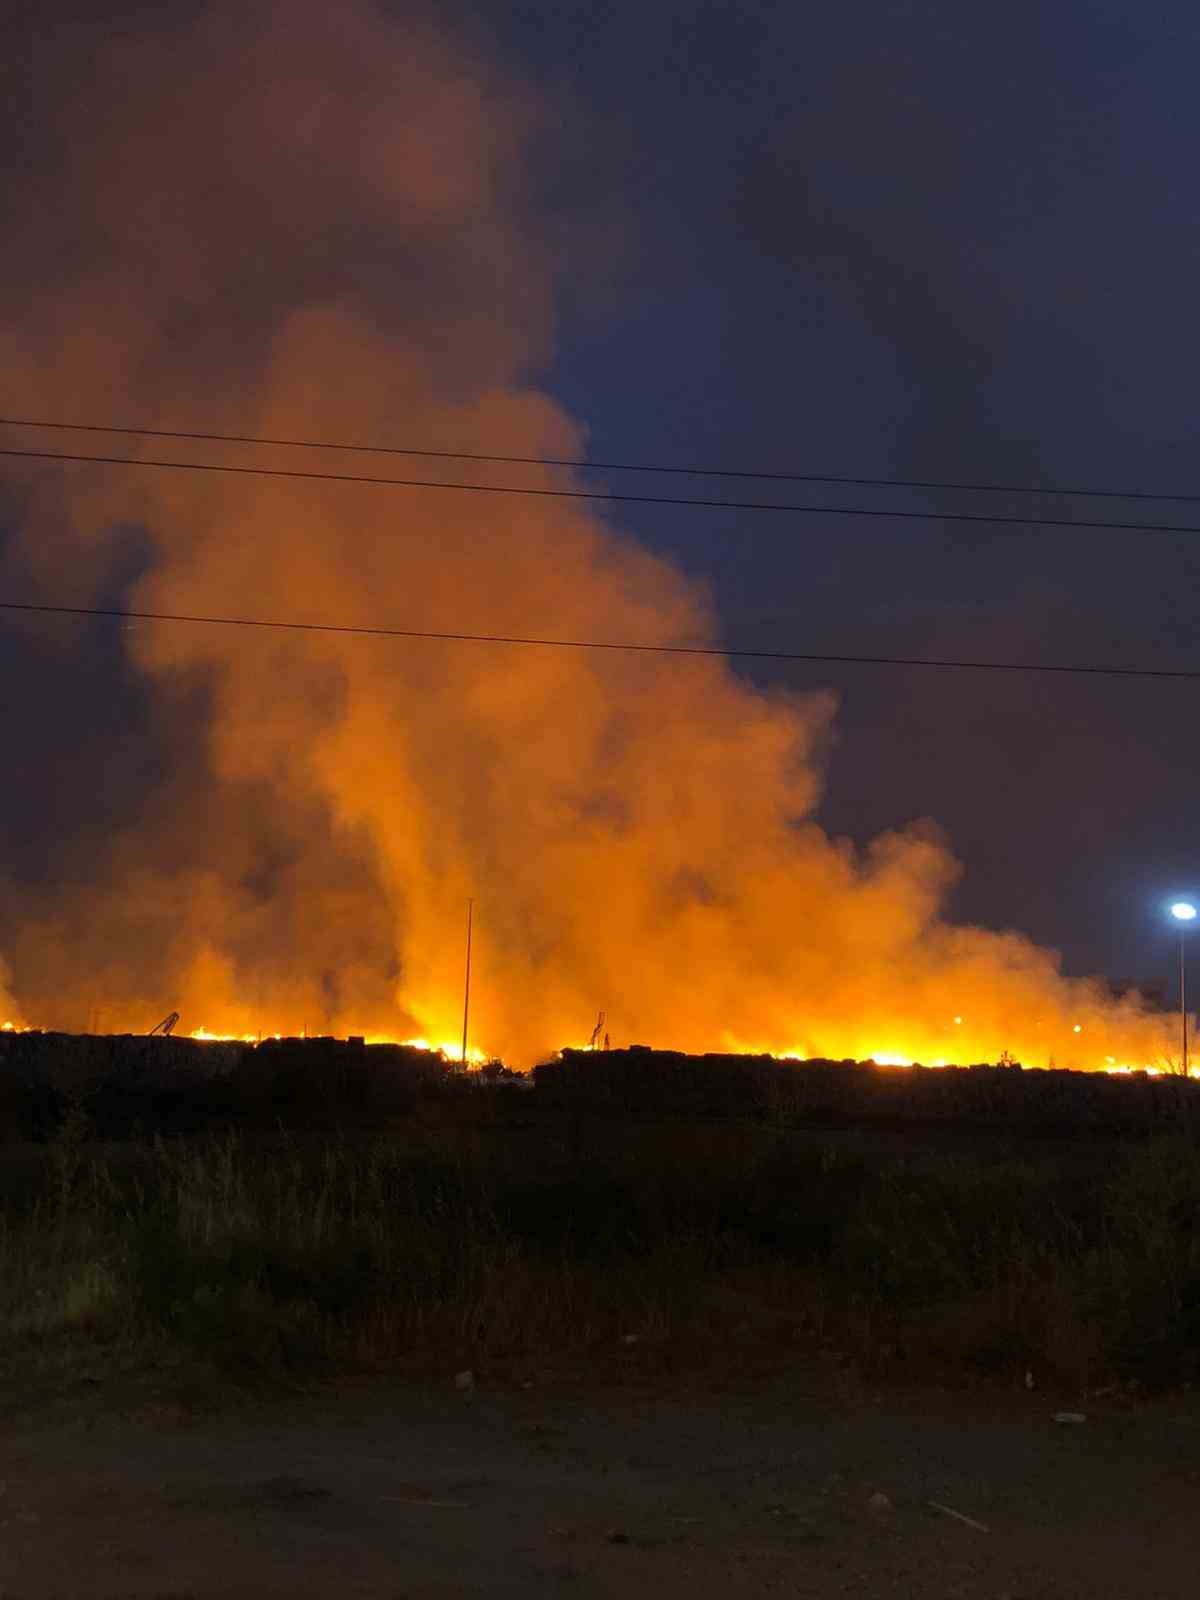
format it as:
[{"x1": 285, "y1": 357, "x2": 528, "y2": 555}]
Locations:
[{"x1": 2, "y1": 1374, "x2": 1198, "y2": 1597}]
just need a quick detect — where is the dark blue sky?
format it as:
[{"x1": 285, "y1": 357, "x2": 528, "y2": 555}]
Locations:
[
  {"x1": 4, "y1": 0, "x2": 1200, "y2": 994},
  {"x1": 490, "y1": 0, "x2": 1200, "y2": 985}
]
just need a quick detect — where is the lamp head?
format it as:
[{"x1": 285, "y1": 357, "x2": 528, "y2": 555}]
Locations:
[{"x1": 1171, "y1": 901, "x2": 1198, "y2": 923}]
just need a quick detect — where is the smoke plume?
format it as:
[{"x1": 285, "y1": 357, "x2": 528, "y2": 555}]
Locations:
[{"x1": 0, "y1": 2, "x2": 1175, "y2": 1068}]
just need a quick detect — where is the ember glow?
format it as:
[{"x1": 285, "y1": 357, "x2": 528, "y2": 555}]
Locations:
[
  {"x1": 0, "y1": 1013, "x2": 1167, "y2": 1078},
  {"x1": 393, "y1": 1038, "x2": 488, "y2": 1065},
  {"x1": 0, "y1": 3, "x2": 1183, "y2": 1073},
  {"x1": 184, "y1": 1023, "x2": 485, "y2": 1063}
]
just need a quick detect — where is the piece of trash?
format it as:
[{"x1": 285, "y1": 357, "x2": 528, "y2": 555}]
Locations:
[
  {"x1": 1024, "y1": 1369, "x2": 1035, "y2": 1390},
  {"x1": 867, "y1": 1491, "x2": 892, "y2": 1514},
  {"x1": 519, "y1": 1421, "x2": 566, "y2": 1439},
  {"x1": 606, "y1": 1530, "x2": 632, "y2": 1545},
  {"x1": 1052, "y1": 1411, "x2": 1087, "y2": 1425},
  {"x1": 380, "y1": 1496, "x2": 471, "y2": 1509},
  {"x1": 621, "y1": 1333, "x2": 640, "y2": 1346},
  {"x1": 927, "y1": 1500, "x2": 990, "y2": 1534},
  {"x1": 454, "y1": 1369, "x2": 475, "y2": 1392}
]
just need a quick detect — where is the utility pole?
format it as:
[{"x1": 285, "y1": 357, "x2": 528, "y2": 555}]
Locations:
[
  {"x1": 1182, "y1": 928, "x2": 1189, "y2": 1078},
  {"x1": 461, "y1": 898, "x2": 474, "y2": 1069},
  {"x1": 1170, "y1": 902, "x2": 1196, "y2": 1077}
]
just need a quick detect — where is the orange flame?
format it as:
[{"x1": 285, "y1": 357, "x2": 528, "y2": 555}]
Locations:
[{"x1": 0, "y1": 4, "x2": 1183, "y2": 1074}]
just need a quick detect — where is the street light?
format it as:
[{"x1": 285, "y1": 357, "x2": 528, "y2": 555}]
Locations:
[{"x1": 1170, "y1": 901, "x2": 1197, "y2": 1076}]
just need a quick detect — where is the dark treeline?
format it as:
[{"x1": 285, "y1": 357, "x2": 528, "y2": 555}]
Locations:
[
  {"x1": 538, "y1": 1048, "x2": 1196, "y2": 1136},
  {"x1": 0, "y1": 1031, "x2": 446, "y2": 1140},
  {"x1": 1, "y1": 1032, "x2": 1196, "y2": 1142}
]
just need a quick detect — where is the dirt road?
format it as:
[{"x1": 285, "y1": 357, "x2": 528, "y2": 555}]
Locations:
[{"x1": 2, "y1": 1375, "x2": 1198, "y2": 1597}]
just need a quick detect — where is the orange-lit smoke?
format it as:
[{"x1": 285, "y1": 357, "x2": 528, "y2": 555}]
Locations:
[
  {"x1": 0, "y1": 3, "x2": 1179, "y2": 1070},
  {"x1": 0, "y1": 957, "x2": 23, "y2": 1032}
]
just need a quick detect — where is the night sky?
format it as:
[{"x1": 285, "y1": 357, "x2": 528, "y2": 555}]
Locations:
[
  {"x1": 3, "y1": 0, "x2": 1200, "y2": 1000},
  {"x1": 507, "y1": 0, "x2": 1200, "y2": 989}
]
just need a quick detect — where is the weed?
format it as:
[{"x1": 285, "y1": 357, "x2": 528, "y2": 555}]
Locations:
[{"x1": 2, "y1": 1110, "x2": 1199, "y2": 1397}]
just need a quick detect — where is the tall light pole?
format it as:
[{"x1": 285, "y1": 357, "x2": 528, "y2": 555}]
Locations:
[{"x1": 1170, "y1": 901, "x2": 1197, "y2": 1076}]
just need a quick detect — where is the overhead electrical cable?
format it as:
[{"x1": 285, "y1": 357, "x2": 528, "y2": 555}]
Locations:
[
  {"x1": 4, "y1": 444, "x2": 1200, "y2": 538},
  {"x1": 3, "y1": 599, "x2": 1198, "y2": 682},
  {"x1": 1, "y1": 413, "x2": 1197, "y2": 504}
]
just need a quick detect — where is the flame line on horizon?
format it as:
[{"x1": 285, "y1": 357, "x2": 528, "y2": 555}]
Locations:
[{"x1": 0, "y1": 1019, "x2": 1169, "y2": 1075}]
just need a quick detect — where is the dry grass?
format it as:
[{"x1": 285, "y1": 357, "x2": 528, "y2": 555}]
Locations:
[{"x1": 3, "y1": 1102, "x2": 1200, "y2": 1404}]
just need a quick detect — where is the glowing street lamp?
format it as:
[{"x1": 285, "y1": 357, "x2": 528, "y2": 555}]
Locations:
[{"x1": 1170, "y1": 901, "x2": 1197, "y2": 1076}]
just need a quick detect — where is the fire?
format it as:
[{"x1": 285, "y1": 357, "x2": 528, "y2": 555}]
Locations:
[
  {"x1": 183, "y1": 1025, "x2": 486, "y2": 1063},
  {"x1": 181, "y1": 1024, "x2": 488, "y2": 1064},
  {"x1": 1, "y1": 1012, "x2": 486, "y2": 1065},
  {"x1": 0, "y1": 1011, "x2": 1169, "y2": 1076},
  {"x1": 397, "y1": 1037, "x2": 488, "y2": 1064},
  {"x1": 722, "y1": 1000, "x2": 1172, "y2": 1075},
  {"x1": 0, "y1": 3, "x2": 1185, "y2": 1075}
]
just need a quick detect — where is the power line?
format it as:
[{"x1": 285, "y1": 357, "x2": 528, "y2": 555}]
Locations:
[
  {"x1": 2, "y1": 413, "x2": 1196, "y2": 505},
  {"x1": 3, "y1": 599, "x2": 1198, "y2": 681},
  {"x1": 4, "y1": 443, "x2": 1200, "y2": 538}
]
